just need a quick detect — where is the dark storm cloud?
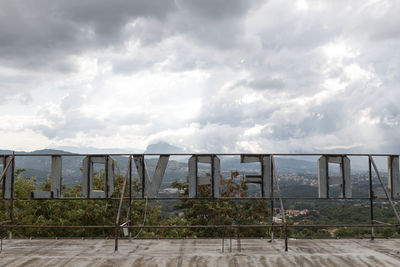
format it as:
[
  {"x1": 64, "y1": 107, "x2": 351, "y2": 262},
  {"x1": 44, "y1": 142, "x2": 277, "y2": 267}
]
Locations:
[
  {"x1": 0, "y1": 0, "x2": 176, "y2": 71},
  {"x1": 1, "y1": 0, "x2": 400, "y2": 153}
]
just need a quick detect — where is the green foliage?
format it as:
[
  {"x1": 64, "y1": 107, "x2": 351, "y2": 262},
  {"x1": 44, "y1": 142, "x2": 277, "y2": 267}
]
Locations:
[
  {"x1": 0, "y1": 168, "x2": 163, "y2": 238},
  {"x1": 172, "y1": 171, "x2": 271, "y2": 238},
  {"x1": 1, "y1": 169, "x2": 400, "y2": 239}
]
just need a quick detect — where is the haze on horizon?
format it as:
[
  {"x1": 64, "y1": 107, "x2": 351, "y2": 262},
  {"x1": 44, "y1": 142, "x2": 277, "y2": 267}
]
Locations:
[{"x1": 0, "y1": 0, "x2": 399, "y2": 154}]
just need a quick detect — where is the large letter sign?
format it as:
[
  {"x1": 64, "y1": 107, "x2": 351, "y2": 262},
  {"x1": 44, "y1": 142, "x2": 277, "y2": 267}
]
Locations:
[
  {"x1": 240, "y1": 155, "x2": 271, "y2": 197},
  {"x1": 1, "y1": 156, "x2": 14, "y2": 199},
  {"x1": 31, "y1": 156, "x2": 62, "y2": 199},
  {"x1": 81, "y1": 156, "x2": 115, "y2": 198},
  {"x1": 318, "y1": 155, "x2": 351, "y2": 198},
  {"x1": 134, "y1": 155, "x2": 169, "y2": 198},
  {"x1": 388, "y1": 155, "x2": 400, "y2": 199},
  {"x1": 188, "y1": 155, "x2": 220, "y2": 198}
]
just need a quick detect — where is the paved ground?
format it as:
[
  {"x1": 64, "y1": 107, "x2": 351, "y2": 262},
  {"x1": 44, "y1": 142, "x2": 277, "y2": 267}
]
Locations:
[{"x1": 0, "y1": 238, "x2": 400, "y2": 266}]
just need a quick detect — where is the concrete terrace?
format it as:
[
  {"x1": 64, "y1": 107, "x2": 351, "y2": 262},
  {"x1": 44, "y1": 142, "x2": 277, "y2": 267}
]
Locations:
[{"x1": 1, "y1": 238, "x2": 400, "y2": 266}]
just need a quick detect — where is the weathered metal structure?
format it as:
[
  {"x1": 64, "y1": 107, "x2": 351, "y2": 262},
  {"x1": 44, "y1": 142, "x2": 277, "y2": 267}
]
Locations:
[{"x1": 1, "y1": 153, "x2": 400, "y2": 252}]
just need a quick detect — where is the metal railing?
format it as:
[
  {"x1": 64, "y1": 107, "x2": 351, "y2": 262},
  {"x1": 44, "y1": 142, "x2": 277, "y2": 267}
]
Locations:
[{"x1": 0, "y1": 152, "x2": 399, "y2": 252}]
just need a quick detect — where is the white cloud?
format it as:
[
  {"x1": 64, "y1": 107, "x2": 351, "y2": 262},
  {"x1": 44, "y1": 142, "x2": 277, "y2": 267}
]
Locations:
[{"x1": 0, "y1": 0, "x2": 399, "y2": 153}]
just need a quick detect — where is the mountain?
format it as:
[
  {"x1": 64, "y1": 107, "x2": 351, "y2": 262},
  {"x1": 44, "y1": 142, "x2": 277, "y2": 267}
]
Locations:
[
  {"x1": 54, "y1": 146, "x2": 141, "y2": 154},
  {"x1": 144, "y1": 142, "x2": 184, "y2": 154}
]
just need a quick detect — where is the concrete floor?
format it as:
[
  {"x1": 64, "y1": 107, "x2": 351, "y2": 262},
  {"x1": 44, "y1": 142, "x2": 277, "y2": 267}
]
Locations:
[{"x1": 0, "y1": 238, "x2": 400, "y2": 266}]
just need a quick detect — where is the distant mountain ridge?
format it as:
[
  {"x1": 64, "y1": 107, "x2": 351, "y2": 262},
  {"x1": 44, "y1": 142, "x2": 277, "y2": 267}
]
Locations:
[{"x1": 144, "y1": 142, "x2": 184, "y2": 154}]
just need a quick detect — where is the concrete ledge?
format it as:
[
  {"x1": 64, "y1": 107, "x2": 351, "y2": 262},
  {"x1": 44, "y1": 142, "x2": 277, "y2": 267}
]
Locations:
[{"x1": 1, "y1": 239, "x2": 400, "y2": 266}]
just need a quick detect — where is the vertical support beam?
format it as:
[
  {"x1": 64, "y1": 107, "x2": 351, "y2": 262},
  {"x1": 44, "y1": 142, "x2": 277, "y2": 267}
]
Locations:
[
  {"x1": 270, "y1": 156, "x2": 274, "y2": 241},
  {"x1": 236, "y1": 226, "x2": 241, "y2": 252},
  {"x1": 86, "y1": 156, "x2": 91, "y2": 198},
  {"x1": 318, "y1": 156, "x2": 328, "y2": 198},
  {"x1": 343, "y1": 156, "x2": 351, "y2": 198},
  {"x1": 211, "y1": 155, "x2": 215, "y2": 198},
  {"x1": 388, "y1": 155, "x2": 400, "y2": 199},
  {"x1": 107, "y1": 157, "x2": 115, "y2": 198},
  {"x1": 271, "y1": 156, "x2": 288, "y2": 252},
  {"x1": 325, "y1": 156, "x2": 329, "y2": 198},
  {"x1": 212, "y1": 156, "x2": 220, "y2": 198},
  {"x1": 369, "y1": 156, "x2": 374, "y2": 240},
  {"x1": 105, "y1": 156, "x2": 109, "y2": 198},
  {"x1": 188, "y1": 156, "x2": 197, "y2": 198},
  {"x1": 341, "y1": 156, "x2": 345, "y2": 197},
  {"x1": 2, "y1": 156, "x2": 14, "y2": 199},
  {"x1": 142, "y1": 155, "x2": 145, "y2": 199},
  {"x1": 114, "y1": 156, "x2": 131, "y2": 252},
  {"x1": 50, "y1": 156, "x2": 62, "y2": 198},
  {"x1": 128, "y1": 156, "x2": 132, "y2": 239},
  {"x1": 9, "y1": 153, "x2": 15, "y2": 240}
]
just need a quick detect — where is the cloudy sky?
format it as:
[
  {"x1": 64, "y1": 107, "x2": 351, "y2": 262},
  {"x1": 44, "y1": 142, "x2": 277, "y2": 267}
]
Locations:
[{"x1": 0, "y1": 0, "x2": 399, "y2": 153}]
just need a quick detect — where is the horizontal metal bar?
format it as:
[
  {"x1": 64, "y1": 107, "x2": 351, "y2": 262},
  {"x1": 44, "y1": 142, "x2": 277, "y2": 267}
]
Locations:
[
  {"x1": 10, "y1": 197, "x2": 399, "y2": 201},
  {"x1": 0, "y1": 220, "x2": 11, "y2": 225},
  {"x1": 0, "y1": 153, "x2": 398, "y2": 157},
  {"x1": 0, "y1": 224, "x2": 399, "y2": 229}
]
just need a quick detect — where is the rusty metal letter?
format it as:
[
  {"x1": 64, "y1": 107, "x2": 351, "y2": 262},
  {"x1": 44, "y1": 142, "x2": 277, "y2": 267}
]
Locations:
[
  {"x1": 188, "y1": 155, "x2": 220, "y2": 198},
  {"x1": 134, "y1": 155, "x2": 170, "y2": 198},
  {"x1": 388, "y1": 155, "x2": 400, "y2": 199},
  {"x1": 240, "y1": 155, "x2": 271, "y2": 197},
  {"x1": 81, "y1": 156, "x2": 115, "y2": 198},
  {"x1": 318, "y1": 155, "x2": 351, "y2": 198}
]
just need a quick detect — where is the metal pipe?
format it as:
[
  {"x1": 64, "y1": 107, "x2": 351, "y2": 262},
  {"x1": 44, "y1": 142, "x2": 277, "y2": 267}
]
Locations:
[
  {"x1": 114, "y1": 157, "x2": 131, "y2": 251},
  {"x1": 271, "y1": 156, "x2": 288, "y2": 251},
  {"x1": 369, "y1": 157, "x2": 374, "y2": 240},
  {"x1": 141, "y1": 155, "x2": 145, "y2": 198},
  {"x1": 1, "y1": 153, "x2": 398, "y2": 156},
  {"x1": 0, "y1": 223, "x2": 399, "y2": 229},
  {"x1": 9, "y1": 153, "x2": 15, "y2": 240},
  {"x1": 9, "y1": 197, "x2": 388, "y2": 201},
  {"x1": 128, "y1": 156, "x2": 132, "y2": 240},
  {"x1": 0, "y1": 154, "x2": 14, "y2": 184},
  {"x1": 270, "y1": 156, "x2": 274, "y2": 241}
]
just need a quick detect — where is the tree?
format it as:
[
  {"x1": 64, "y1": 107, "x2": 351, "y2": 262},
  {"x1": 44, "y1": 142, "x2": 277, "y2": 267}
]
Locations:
[{"x1": 172, "y1": 171, "x2": 272, "y2": 238}]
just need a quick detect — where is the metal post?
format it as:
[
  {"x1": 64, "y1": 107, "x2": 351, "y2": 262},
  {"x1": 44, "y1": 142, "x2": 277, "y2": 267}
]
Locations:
[
  {"x1": 195, "y1": 155, "x2": 198, "y2": 198},
  {"x1": 222, "y1": 230, "x2": 225, "y2": 253},
  {"x1": 237, "y1": 226, "x2": 241, "y2": 252},
  {"x1": 9, "y1": 153, "x2": 15, "y2": 240},
  {"x1": 341, "y1": 156, "x2": 345, "y2": 198},
  {"x1": 326, "y1": 155, "x2": 329, "y2": 199},
  {"x1": 105, "y1": 156, "x2": 109, "y2": 198},
  {"x1": 128, "y1": 156, "x2": 132, "y2": 239},
  {"x1": 369, "y1": 157, "x2": 374, "y2": 240},
  {"x1": 87, "y1": 156, "x2": 91, "y2": 199},
  {"x1": 229, "y1": 231, "x2": 232, "y2": 252},
  {"x1": 284, "y1": 224, "x2": 288, "y2": 252},
  {"x1": 270, "y1": 156, "x2": 274, "y2": 241},
  {"x1": 271, "y1": 156, "x2": 288, "y2": 252},
  {"x1": 141, "y1": 155, "x2": 145, "y2": 198},
  {"x1": 114, "y1": 159, "x2": 130, "y2": 252},
  {"x1": 211, "y1": 154, "x2": 215, "y2": 198}
]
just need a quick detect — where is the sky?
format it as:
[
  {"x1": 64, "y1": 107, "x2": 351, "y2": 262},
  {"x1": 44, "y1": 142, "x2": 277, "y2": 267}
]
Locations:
[{"x1": 0, "y1": 0, "x2": 399, "y2": 153}]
